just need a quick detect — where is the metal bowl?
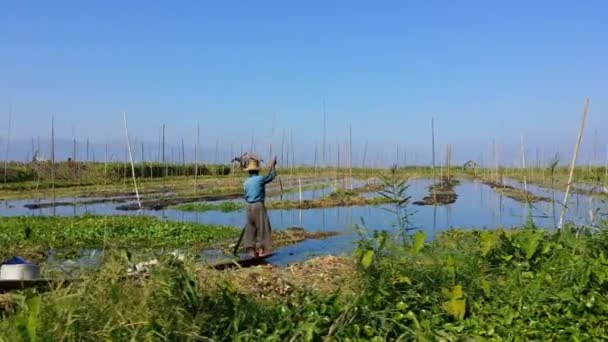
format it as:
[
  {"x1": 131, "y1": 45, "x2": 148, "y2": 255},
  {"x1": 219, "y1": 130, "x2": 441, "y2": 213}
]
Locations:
[{"x1": 0, "y1": 264, "x2": 41, "y2": 281}]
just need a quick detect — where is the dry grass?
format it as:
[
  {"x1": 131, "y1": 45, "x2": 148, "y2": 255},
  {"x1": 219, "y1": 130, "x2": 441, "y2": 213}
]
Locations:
[{"x1": 196, "y1": 255, "x2": 356, "y2": 299}]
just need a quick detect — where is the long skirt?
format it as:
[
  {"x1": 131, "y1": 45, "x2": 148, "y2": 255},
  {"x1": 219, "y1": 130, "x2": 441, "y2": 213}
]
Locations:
[{"x1": 242, "y1": 202, "x2": 272, "y2": 250}]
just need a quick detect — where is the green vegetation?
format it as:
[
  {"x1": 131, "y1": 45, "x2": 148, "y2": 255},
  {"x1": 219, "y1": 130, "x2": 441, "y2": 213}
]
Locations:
[
  {"x1": 468, "y1": 165, "x2": 608, "y2": 197},
  {"x1": 3, "y1": 224, "x2": 608, "y2": 340},
  {"x1": 0, "y1": 215, "x2": 239, "y2": 253},
  {"x1": 481, "y1": 180, "x2": 550, "y2": 203},
  {"x1": 172, "y1": 201, "x2": 246, "y2": 212},
  {"x1": 266, "y1": 188, "x2": 394, "y2": 210}
]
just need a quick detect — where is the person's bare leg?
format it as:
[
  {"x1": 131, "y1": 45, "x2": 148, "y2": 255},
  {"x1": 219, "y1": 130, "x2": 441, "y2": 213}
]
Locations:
[{"x1": 248, "y1": 248, "x2": 258, "y2": 258}]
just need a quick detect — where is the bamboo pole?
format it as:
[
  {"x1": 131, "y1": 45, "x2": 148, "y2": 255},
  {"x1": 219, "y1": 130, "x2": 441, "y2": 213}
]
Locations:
[
  {"x1": 335, "y1": 143, "x2": 340, "y2": 189},
  {"x1": 290, "y1": 129, "x2": 294, "y2": 180},
  {"x1": 558, "y1": 98, "x2": 589, "y2": 229},
  {"x1": 322, "y1": 99, "x2": 326, "y2": 166},
  {"x1": 349, "y1": 125, "x2": 353, "y2": 190},
  {"x1": 123, "y1": 112, "x2": 142, "y2": 209},
  {"x1": 104, "y1": 142, "x2": 108, "y2": 187},
  {"x1": 298, "y1": 176, "x2": 302, "y2": 204},
  {"x1": 521, "y1": 134, "x2": 528, "y2": 194},
  {"x1": 604, "y1": 144, "x2": 608, "y2": 188},
  {"x1": 195, "y1": 122, "x2": 199, "y2": 192},
  {"x1": 3, "y1": 104, "x2": 11, "y2": 184},
  {"x1": 51, "y1": 117, "x2": 56, "y2": 214},
  {"x1": 431, "y1": 117, "x2": 436, "y2": 169},
  {"x1": 140, "y1": 142, "x2": 145, "y2": 177},
  {"x1": 280, "y1": 130, "x2": 285, "y2": 170},
  {"x1": 520, "y1": 134, "x2": 529, "y2": 213},
  {"x1": 361, "y1": 140, "x2": 368, "y2": 168}
]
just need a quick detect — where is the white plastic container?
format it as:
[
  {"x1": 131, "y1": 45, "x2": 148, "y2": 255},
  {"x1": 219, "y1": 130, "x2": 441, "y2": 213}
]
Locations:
[{"x1": 0, "y1": 264, "x2": 41, "y2": 280}]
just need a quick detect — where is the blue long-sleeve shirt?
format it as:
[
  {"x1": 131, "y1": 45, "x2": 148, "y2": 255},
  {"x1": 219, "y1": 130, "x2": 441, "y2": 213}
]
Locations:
[{"x1": 243, "y1": 169, "x2": 276, "y2": 203}]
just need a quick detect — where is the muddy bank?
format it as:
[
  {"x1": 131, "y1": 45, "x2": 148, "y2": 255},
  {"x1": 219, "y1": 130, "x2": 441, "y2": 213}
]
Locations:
[
  {"x1": 413, "y1": 177, "x2": 459, "y2": 206},
  {"x1": 482, "y1": 180, "x2": 550, "y2": 203},
  {"x1": 24, "y1": 196, "x2": 135, "y2": 209},
  {"x1": 116, "y1": 193, "x2": 243, "y2": 211}
]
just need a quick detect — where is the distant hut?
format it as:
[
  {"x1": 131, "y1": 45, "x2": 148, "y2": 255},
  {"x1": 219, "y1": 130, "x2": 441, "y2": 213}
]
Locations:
[{"x1": 463, "y1": 160, "x2": 479, "y2": 170}]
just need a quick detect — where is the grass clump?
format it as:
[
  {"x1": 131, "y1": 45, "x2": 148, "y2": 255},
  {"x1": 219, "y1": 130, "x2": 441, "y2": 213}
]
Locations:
[
  {"x1": 172, "y1": 201, "x2": 245, "y2": 213},
  {"x1": 3, "y1": 223, "x2": 608, "y2": 340}
]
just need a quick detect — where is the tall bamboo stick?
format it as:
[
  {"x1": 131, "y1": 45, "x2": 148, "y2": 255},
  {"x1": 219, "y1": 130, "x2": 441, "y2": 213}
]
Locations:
[
  {"x1": 558, "y1": 98, "x2": 589, "y2": 229},
  {"x1": 604, "y1": 144, "x2": 608, "y2": 187},
  {"x1": 195, "y1": 122, "x2": 199, "y2": 192},
  {"x1": 3, "y1": 104, "x2": 12, "y2": 184},
  {"x1": 123, "y1": 112, "x2": 142, "y2": 209},
  {"x1": 521, "y1": 134, "x2": 528, "y2": 200},
  {"x1": 322, "y1": 99, "x2": 327, "y2": 166},
  {"x1": 349, "y1": 125, "x2": 353, "y2": 190},
  {"x1": 51, "y1": 117, "x2": 56, "y2": 214},
  {"x1": 361, "y1": 140, "x2": 368, "y2": 168},
  {"x1": 431, "y1": 117, "x2": 436, "y2": 169}
]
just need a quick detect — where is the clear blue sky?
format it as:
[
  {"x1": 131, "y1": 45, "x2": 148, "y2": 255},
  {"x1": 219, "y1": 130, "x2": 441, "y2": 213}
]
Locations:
[{"x1": 1, "y1": 1, "x2": 607, "y2": 165}]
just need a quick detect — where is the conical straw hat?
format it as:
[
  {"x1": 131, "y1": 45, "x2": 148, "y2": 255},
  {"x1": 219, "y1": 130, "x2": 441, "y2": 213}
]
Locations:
[{"x1": 244, "y1": 159, "x2": 260, "y2": 171}]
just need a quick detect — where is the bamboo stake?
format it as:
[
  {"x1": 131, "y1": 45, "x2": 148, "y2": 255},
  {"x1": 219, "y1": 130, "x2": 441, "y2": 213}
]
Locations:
[
  {"x1": 298, "y1": 176, "x2": 302, "y2": 204},
  {"x1": 290, "y1": 129, "x2": 294, "y2": 180},
  {"x1": 322, "y1": 99, "x2": 326, "y2": 166},
  {"x1": 335, "y1": 143, "x2": 340, "y2": 189},
  {"x1": 280, "y1": 130, "x2": 285, "y2": 170},
  {"x1": 431, "y1": 117, "x2": 436, "y2": 169},
  {"x1": 361, "y1": 140, "x2": 368, "y2": 168},
  {"x1": 181, "y1": 138, "x2": 186, "y2": 169},
  {"x1": 195, "y1": 122, "x2": 199, "y2": 192},
  {"x1": 3, "y1": 104, "x2": 11, "y2": 184},
  {"x1": 104, "y1": 142, "x2": 108, "y2": 187},
  {"x1": 123, "y1": 112, "x2": 142, "y2": 209},
  {"x1": 521, "y1": 134, "x2": 528, "y2": 204},
  {"x1": 349, "y1": 125, "x2": 353, "y2": 190},
  {"x1": 140, "y1": 142, "x2": 145, "y2": 177},
  {"x1": 51, "y1": 117, "x2": 56, "y2": 214},
  {"x1": 605, "y1": 144, "x2": 608, "y2": 187},
  {"x1": 558, "y1": 98, "x2": 589, "y2": 229}
]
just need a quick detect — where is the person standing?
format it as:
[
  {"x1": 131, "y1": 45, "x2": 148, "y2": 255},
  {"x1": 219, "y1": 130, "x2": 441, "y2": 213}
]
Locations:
[{"x1": 242, "y1": 156, "x2": 277, "y2": 257}]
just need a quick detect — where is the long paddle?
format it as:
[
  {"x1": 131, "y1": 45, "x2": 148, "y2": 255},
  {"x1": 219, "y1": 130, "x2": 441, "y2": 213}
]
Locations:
[{"x1": 233, "y1": 225, "x2": 246, "y2": 255}]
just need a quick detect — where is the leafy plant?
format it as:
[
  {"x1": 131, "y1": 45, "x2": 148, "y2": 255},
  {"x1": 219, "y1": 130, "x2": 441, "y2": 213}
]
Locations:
[{"x1": 377, "y1": 165, "x2": 415, "y2": 242}]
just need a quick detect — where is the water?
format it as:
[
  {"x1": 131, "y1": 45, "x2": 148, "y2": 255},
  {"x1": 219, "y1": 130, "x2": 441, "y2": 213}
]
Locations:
[{"x1": 2, "y1": 178, "x2": 606, "y2": 267}]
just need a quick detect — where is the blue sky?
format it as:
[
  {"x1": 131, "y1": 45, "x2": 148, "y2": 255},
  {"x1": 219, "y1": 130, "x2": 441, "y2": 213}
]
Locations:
[{"x1": 1, "y1": 1, "x2": 607, "y2": 165}]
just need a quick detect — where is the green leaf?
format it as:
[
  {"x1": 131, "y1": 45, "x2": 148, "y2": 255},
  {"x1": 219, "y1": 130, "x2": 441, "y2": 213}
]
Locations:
[
  {"x1": 442, "y1": 285, "x2": 466, "y2": 320},
  {"x1": 412, "y1": 231, "x2": 427, "y2": 255},
  {"x1": 479, "y1": 231, "x2": 498, "y2": 256},
  {"x1": 18, "y1": 295, "x2": 41, "y2": 342},
  {"x1": 394, "y1": 275, "x2": 412, "y2": 285},
  {"x1": 361, "y1": 250, "x2": 374, "y2": 269}
]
